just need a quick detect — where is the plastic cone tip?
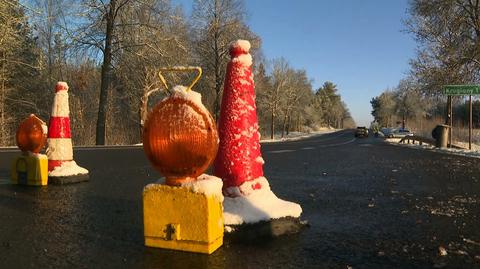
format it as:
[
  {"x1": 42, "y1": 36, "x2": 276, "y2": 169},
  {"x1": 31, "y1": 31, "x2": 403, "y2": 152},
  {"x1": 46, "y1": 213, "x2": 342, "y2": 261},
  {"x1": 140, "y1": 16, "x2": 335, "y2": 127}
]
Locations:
[
  {"x1": 230, "y1": 40, "x2": 252, "y2": 66},
  {"x1": 55, "y1": 81, "x2": 69, "y2": 92},
  {"x1": 229, "y1": 40, "x2": 251, "y2": 58}
]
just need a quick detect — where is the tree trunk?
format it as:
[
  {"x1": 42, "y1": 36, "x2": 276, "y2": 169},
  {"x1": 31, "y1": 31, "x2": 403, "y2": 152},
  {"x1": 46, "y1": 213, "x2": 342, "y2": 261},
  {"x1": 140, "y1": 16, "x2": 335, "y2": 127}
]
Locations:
[
  {"x1": 287, "y1": 114, "x2": 291, "y2": 135},
  {"x1": 96, "y1": 0, "x2": 116, "y2": 145},
  {"x1": 281, "y1": 112, "x2": 288, "y2": 138},
  {"x1": 139, "y1": 95, "x2": 146, "y2": 139},
  {"x1": 213, "y1": 45, "x2": 221, "y2": 120},
  {"x1": 47, "y1": 0, "x2": 53, "y2": 87},
  {"x1": 297, "y1": 115, "x2": 300, "y2": 131},
  {"x1": 212, "y1": 0, "x2": 221, "y2": 120},
  {"x1": 270, "y1": 106, "x2": 275, "y2": 140},
  {"x1": 0, "y1": 51, "x2": 5, "y2": 146}
]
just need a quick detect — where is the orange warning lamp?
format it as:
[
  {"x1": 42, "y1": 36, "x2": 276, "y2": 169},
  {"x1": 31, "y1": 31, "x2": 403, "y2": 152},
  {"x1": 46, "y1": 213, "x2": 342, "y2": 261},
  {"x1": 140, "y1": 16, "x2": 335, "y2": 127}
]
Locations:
[
  {"x1": 16, "y1": 114, "x2": 47, "y2": 154},
  {"x1": 142, "y1": 67, "x2": 218, "y2": 186}
]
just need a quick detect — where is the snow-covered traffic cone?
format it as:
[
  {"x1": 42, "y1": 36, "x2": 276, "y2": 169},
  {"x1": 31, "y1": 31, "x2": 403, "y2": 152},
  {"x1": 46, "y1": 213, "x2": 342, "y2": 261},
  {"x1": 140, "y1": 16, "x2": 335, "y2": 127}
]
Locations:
[
  {"x1": 214, "y1": 40, "x2": 302, "y2": 228},
  {"x1": 213, "y1": 40, "x2": 264, "y2": 194},
  {"x1": 46, "y1": 81, "x2": 89, "y2": 184}
]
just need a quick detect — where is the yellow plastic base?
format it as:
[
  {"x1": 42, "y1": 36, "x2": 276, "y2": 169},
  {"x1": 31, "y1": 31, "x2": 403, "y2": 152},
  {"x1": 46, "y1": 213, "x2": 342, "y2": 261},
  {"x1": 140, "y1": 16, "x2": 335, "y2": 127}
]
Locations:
[
  {"x1": 143, "y1": 183, "x2": 224, "y2": 254},
  {"x1": 11, "y1": 155, "x2": 48, "y2": 186}
]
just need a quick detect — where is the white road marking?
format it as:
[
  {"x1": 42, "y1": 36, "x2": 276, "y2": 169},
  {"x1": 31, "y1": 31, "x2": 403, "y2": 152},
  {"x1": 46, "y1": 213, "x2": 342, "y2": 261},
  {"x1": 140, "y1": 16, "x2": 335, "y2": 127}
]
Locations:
[
  {"x1": 268, "y1": 138, "x2": 356, "y2": 153},
  {"x1": 359, "y1": 144, "x2": 373, "y2": 147},
  {"x1": 316, "y1": 138, "x2": 357, "y2": 148},
  {"x1": 312, "y1": 134, "x2": 349, "y2": 142},
  {"x1": 268, "y1": 149, "x2": 297, "y2": 154}
]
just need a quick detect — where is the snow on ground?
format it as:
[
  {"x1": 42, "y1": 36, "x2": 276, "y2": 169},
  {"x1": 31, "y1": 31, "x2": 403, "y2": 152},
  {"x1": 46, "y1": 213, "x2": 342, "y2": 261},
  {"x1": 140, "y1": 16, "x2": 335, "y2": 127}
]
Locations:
[
  {"x1": 454, "y1": 141, "x2": 480, "y2": 151},
  {"x1": 133, "y1": 128, "x2": 339, "y2": 146},
  {"x1": 385, "y1": 138, "x2": 480, "y2": 159},
  {"x1": 49, "y1": 160, "x2": 88, "y2": 177},
  {"x1": 223, "y1": 176, "x2": 302, "y2": 227},
  {"x1": 261, "y1": 128, "x2": 338, "y2": 143},
  {"x1": 384, "y1": 138, "x2": 403, "y2": 144}
]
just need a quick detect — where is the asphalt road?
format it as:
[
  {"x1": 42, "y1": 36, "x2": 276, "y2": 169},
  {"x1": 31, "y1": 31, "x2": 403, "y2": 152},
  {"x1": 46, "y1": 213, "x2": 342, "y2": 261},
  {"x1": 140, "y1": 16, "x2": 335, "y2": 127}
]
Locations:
[{"x1": 1, "y1": 130, "x2": 480, "y2": 268}]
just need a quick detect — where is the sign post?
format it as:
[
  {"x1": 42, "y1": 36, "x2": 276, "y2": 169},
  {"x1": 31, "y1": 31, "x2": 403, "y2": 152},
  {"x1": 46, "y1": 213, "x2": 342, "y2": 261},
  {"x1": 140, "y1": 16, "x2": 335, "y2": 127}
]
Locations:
[
  {"x1": 443, "y1": 85, "x2": 480, "y2": 150},
  {"x1": 443, "y1": 85, "x2": 480, "y2": 95},
  {"x1": 470, "y1": 95, "x2": 473, "y2": 150}
]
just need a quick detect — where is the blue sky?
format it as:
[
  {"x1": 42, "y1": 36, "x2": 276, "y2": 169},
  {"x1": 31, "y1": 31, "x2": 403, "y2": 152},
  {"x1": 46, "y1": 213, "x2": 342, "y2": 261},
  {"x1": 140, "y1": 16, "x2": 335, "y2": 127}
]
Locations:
[{"x1": 173, "y1": 0, "x2": 417, "y2": 126}]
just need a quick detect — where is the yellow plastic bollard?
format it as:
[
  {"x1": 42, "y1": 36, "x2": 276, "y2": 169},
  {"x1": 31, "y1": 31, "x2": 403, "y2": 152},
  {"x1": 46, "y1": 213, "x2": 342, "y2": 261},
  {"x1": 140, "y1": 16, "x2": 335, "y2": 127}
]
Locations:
[
  {"x1": 11, "y1": 154, "x2": 48, "y2": 186},
  {"x1": 143, "y1": 183, "x2": 223, "y2": 254}
]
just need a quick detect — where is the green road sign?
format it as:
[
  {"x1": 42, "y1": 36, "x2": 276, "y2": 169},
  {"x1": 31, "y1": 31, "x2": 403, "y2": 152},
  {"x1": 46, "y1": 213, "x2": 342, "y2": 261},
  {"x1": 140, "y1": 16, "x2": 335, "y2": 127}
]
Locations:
[{"x1": 443, "y1": 85, "x2": 480, "y2": 95}]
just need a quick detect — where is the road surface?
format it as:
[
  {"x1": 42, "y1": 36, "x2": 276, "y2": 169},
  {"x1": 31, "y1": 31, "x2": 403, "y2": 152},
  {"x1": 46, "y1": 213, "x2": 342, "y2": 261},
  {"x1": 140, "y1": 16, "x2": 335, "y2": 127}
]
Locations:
[{"x1": 1, "y1": 130, "x2": 479, "y2": 268}]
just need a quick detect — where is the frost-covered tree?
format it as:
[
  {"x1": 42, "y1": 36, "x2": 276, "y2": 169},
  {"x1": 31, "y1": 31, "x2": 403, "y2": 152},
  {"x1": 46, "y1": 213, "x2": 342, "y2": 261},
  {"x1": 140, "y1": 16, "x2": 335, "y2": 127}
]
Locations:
[
  {"x1": 371, "y1": 90, "x2": 396, "y2": 127},
  {"x1": 315, "y1": 82, "x2": 339, "y2": 127},
  {"x1": 407, "y1": 0, "x2": 480, "y2": 93},
  {"x1": 191, "y1": 0, "x2": 259, "y2": 119},
  {"x1": 0, "y1": 0, "x2": 41, "y2": 145}
]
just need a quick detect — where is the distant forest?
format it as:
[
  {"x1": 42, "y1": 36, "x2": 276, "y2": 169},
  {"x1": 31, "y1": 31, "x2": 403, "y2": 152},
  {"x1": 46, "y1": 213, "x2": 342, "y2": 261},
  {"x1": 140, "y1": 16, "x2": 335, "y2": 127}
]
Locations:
[
  {"x1": 0, "y1": 0, "x2": 355, "y2": 146},
  {"x1": 371, "y1": 0, "x2": 480, "y2": 141}
]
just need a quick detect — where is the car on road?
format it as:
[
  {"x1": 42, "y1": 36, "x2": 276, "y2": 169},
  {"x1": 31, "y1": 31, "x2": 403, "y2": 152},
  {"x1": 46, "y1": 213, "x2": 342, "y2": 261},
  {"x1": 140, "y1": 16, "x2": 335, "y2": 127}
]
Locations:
[
  {"x1": 386, "y1": 128, "x2": 414, "y2": 138},
  {"x1": 379, "y1": 127, "x2": 394, "y2": 137},
  {"x1": 354, "y1": 127, "x2": 369, "y2": 137}
]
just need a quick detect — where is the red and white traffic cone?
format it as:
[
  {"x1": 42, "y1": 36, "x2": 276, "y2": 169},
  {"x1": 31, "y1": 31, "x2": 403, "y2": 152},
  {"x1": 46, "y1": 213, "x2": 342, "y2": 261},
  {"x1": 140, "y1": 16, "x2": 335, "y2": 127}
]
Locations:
[
  {"x1": 47, "y1": 82, "x2": 73, "y2": 171},
  {"x1": 46, "y1": 82, "x2": 88, "y2": 183},
  {"x1": 214, "y1": 40, "x2": 302, "y2": 225},
  {"x1": 214, "y1": 40, "x2": 264, "y2": 196}
]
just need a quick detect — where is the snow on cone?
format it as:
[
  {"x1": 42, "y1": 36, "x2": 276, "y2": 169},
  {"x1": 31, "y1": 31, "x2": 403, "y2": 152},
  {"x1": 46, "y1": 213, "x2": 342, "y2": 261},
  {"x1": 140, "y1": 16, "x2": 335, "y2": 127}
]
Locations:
[
  {"x1": 214, "y1": 40, "x2": 263, "y2": 194},
  {"x1": 46, "y1": 82, "x2": 88, "y2": 181},
  {"x1": 214, "y1": 40, "x2": 302, "y2": 226}
]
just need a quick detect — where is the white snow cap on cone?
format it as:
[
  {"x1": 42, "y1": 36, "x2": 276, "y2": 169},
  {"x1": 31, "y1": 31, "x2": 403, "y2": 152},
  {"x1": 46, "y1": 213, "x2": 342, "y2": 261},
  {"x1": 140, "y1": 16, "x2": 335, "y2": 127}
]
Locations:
[
  {"x1": 230, "y1": 40, "x2": 253, "y2": 67},
  {"x1": 230, "y1": 40, "x2": 251, "y2": 51},
  {"x1": 51, "y1": 81, "x2": 70, "y2": 117},
  {"x1": 56, "y1": 81, "x2": 69, "y2": 91}
]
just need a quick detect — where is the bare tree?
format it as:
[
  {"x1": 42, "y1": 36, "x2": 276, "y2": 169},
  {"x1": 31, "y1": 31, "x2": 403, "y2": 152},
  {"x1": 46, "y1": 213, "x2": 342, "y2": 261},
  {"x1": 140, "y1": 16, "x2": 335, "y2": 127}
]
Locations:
[
  {"x1": 258, "y1": 58, "x2": 290, "y2": 139},
  {"x1": 371, "y1": 90, "x2": 396, "y2": 127},
  {"x1": 407, "y1": 0, "x2": 480, "y2": 93},
  {"x1": 67, "y1": 0, "x2": 132, "y2": 145},
  {"x1": 395, "y1": 79, "x2": 428, "y2": 128},
  {"x1": 68, "y1": 0, "x2": 190, "y2": 144},
  {"x1": 0, "y1": 0, "x2": 40, "y2": 145},
  {"x1": 191, "y1": 0, "x2": 258, "y2": 119},
  {"x1": 279, "y1": 69, "x2": 311, "y2": 137},
  {"x1": 28, "y1": 0, "x2": 67, "y2": 86}
]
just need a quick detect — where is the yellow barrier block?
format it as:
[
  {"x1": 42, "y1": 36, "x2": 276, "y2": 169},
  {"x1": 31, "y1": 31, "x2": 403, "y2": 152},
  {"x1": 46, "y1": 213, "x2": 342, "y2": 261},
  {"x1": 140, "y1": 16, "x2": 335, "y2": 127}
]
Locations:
[
  {"x1": 11, "y1": 154, "x2": 48, "y2": 186},
  {"x1": 143, "y1": 183, "x2": 223, "y2": 254}
]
